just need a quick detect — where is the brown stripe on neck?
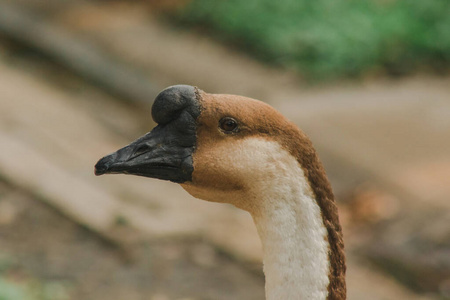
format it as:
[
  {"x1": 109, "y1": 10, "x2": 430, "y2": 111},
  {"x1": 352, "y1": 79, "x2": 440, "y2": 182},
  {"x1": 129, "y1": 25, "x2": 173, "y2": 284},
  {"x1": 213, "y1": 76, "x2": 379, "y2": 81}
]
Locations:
[{"x1": 276, "y1": 125, "x2": 346, "y2": 300}]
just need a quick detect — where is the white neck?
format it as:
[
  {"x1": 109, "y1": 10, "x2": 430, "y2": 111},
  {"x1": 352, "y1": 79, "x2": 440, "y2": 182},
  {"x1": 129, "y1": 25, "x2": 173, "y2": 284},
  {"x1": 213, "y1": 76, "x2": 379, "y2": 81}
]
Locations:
[
  {"x1": 183, "y1": 138, "x2": 332, "y2": 299},
  {"x1": 250, "y1": 153, "x2": 330, "y2": 300}
]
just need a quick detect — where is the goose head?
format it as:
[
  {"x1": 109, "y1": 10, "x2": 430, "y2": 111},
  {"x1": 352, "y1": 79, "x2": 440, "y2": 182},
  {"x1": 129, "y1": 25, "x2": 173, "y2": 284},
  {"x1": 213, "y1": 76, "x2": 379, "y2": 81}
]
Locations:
[{"x1": 96, "y1": 85, "x2": 306, "y2": 211}]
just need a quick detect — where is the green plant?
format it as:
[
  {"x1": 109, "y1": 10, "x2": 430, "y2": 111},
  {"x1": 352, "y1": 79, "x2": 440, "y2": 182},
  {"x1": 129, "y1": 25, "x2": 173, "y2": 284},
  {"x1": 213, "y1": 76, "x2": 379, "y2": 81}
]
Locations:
[{"x1": 175, "y1": 0, "x2": 450, "y2": 79}]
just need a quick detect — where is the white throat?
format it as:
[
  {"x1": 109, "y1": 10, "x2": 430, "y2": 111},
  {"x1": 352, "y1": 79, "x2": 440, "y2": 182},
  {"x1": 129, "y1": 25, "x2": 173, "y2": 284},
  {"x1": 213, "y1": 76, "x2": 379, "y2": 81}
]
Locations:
[
  {"x1": 184, "y1": 138, "x2": 331, "y2": 299},
  {"x1": 249, "y1": 141, "x2": 330, "y2": 299}
]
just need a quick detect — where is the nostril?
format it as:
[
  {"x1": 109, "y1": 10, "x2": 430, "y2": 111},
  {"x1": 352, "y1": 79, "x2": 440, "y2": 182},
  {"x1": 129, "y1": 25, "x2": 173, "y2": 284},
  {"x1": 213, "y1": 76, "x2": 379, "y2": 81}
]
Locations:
[{"x1": 133, "y1": 144, "x2": 151, "y2": 157}]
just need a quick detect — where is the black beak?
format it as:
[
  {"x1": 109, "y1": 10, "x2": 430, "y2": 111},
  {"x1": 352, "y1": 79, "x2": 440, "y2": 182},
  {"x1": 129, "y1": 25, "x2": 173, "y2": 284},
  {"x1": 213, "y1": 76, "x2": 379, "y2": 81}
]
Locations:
[
  {"x1": 95, "y1": 84, "x2": 200, "y2": 184},
  {"x1": 94, "y1": 123, "x2": 195, "y2": 183}
]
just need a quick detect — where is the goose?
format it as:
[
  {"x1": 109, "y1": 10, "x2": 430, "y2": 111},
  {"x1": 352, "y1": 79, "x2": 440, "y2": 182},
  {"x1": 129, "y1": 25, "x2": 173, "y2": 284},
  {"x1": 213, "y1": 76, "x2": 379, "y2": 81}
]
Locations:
[{"x1": 95, "y1": 85, "x2": 346, "y2": 299}]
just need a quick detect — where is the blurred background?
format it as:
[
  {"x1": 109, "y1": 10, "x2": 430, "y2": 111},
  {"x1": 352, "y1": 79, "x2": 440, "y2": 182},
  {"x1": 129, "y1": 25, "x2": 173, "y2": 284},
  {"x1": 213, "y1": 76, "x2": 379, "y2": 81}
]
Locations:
[{"x1": 0, "y1": 1, "x2": 449, "y2": 299}]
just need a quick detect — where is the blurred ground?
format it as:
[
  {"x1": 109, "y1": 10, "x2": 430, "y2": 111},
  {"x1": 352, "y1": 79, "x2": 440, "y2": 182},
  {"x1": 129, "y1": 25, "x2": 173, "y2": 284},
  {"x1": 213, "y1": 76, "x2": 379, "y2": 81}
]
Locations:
[
  {"x1": 0, "y1": 1, "x2": 449, "y2": 300},
  {"x1": 0, "y1": 181, "x2": 265, "y2": 300}
]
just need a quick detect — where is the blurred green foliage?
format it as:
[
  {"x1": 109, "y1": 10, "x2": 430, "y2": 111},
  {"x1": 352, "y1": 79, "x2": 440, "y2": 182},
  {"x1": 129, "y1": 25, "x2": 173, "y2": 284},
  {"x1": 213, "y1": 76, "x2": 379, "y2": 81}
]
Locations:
[
  {"x1": 176, "y1": 0, "x2": 450, "y2": 79},
  {"x1": 0, "y1": 253, "x2": 69, "y2": 300},
  {"x1": 0, "y1": 277, "x2": 69, "y2": 300}
]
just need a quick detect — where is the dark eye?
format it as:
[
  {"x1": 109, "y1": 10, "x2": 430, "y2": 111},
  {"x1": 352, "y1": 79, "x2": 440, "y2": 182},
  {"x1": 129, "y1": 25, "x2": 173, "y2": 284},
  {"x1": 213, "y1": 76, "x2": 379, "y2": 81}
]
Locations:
[{"x1": 219, "y1": 117, "x2": 239, "y2": 133}]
